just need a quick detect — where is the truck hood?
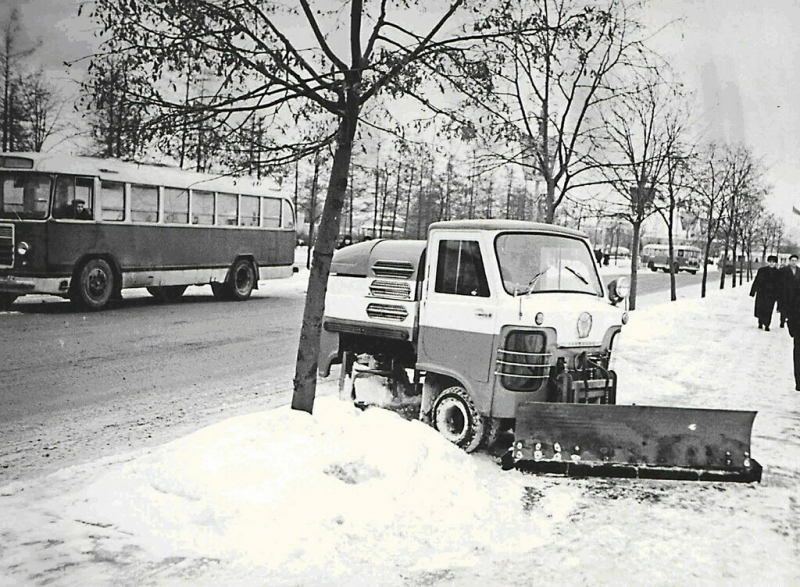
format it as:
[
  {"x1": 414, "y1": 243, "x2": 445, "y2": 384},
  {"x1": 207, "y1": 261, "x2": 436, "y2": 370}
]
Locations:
[{"x1": 497, "y1": 292, "x2": 625, "y2": 347}]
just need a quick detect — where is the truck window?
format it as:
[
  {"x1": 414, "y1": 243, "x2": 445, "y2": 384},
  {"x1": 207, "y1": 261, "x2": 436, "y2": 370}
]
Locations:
[{"x1": 435, "y1": 240, "x2": 490, "y2": 297}]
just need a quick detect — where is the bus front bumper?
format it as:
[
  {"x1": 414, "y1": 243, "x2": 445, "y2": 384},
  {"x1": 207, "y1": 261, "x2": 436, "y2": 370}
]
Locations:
[{"x1": 0, "y1": 275, "x2": 71, "y2": 296}]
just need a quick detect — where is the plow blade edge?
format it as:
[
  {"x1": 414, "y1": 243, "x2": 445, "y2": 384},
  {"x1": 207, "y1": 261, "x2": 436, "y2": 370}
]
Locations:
[{"x1": 511, "y1": 403, "x2": 761, "y2": 482}]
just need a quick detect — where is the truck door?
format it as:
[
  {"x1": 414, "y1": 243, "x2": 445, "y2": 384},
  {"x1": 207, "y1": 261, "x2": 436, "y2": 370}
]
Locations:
[{"x1": 418, "y1": 234, "x2": 496, "y2": 383}]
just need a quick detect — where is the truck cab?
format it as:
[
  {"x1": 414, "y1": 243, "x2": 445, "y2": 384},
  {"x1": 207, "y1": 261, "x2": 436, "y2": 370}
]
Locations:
[{"x1": 320, "y1": 220, "x2": 629, "y2": 452}]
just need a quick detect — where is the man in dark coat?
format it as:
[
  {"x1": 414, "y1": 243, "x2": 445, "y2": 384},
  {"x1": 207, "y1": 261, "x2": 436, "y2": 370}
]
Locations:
[
  {"x1": 781, "y1": 254, "x2": 800, "y2": 390},
  {"x1": 750, "y1": 255, "x2": 780, "y2": 330}
]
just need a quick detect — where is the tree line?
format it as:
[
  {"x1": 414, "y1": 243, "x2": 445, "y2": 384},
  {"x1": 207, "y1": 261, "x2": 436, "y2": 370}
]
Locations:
[{"x1": 1, "y1": 0, "x2": 791, "y2": 409}]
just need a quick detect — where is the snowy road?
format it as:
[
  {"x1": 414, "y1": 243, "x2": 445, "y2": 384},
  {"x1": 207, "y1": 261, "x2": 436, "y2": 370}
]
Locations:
[{"x1": 0, "y1": 278, "x2": 306, "y2": 485}]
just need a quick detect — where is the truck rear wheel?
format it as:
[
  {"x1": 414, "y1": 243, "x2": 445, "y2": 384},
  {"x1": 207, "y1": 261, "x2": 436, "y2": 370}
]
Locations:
[{"x1": 432, "y1": 386, "x2": 485, "y2": 453}]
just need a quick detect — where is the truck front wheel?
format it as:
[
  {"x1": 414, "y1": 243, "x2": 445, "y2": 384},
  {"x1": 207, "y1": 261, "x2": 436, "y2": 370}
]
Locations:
[{"x1": 432, "y1": 386, "x2": 485, "y2": 453}]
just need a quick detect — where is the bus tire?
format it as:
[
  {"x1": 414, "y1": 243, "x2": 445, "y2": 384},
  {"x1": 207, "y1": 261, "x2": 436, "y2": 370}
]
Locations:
[
  {"x1": 0, "y1": 292, "x2": 18, "y2": 310},
  {"x1": 432, "y1": 386, "x2": 485, "y2": 453},
  {"x1": 227, "y1": 258, "x2": 256, "y2": 301},
  {"x1": 73, "y1": 258, "x2": 115, "y2": 311},
  {"x1": 147, "y1": 285, "x2": 187, "y2": 303}
]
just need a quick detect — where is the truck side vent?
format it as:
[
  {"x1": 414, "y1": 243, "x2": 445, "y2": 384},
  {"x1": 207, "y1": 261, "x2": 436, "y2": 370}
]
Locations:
[
  {"x1": 369, "y1": 279, "x2": 411, "y2": 300},
  {"x1": 372, "y1": 260, "x2": 414, "y2": 279},
  {"x1": 366, "y1": 303, "x2": 409, "y2": 322},
  {"x1": 0, "y1": 224, "x2": 14, "y2": 268}
]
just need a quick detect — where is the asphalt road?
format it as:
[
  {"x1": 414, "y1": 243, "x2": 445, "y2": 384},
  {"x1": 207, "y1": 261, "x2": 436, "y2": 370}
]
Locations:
[
  {"x1": 0, "y1": 267, "x2": 739, "y2": 483},
  {"x1": 0, "y1": 283, "x2": 306, "y2": 483}
]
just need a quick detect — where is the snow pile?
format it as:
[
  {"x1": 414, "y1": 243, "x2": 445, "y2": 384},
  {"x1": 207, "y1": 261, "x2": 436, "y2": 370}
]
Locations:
[{"x1": 1, "y1": 284, "x2": 799, "y2": 587}]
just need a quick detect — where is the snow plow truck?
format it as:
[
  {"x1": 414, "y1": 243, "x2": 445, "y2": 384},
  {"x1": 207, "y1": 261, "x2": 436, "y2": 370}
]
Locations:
[{"x1": 318, "y1": 220, "x2": 760, "y2": 482}]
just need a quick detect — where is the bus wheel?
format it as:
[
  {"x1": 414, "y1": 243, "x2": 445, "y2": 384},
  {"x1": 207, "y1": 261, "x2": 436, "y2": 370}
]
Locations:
[
  {"x1": 147, "y1": 285, "x2": 187, "y2": 303},
  {"x1": 227, "y1": 259, "x2": 255, "y2": 301},
  {"x1": 432, "y1": 386, "x2": 485, "y2": 453},
  {"x1": 74, "y1": 258, "x2": 115, "y2": 310},
  {"x1": 0, "y1": 292, "x2": 18, "y2": 310}
]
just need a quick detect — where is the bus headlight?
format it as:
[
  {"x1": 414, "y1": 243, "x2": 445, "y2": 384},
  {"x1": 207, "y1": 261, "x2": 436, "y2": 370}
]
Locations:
[{"x1": 16, "y1": 241, "x2": 30, "y2": 256}]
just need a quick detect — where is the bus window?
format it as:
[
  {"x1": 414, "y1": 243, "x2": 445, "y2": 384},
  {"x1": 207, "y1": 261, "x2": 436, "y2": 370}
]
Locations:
[
  {"x1": 100, "y1": 181, "x2": 125, "y2": 221},
  {"x1": 216, "y1": 192, "x2": 238, "y2": 226},
  {"x1": 281, "y1": 200, "x2": 294, "y2": 229},
  {"x1": 263, "y1": 197, "x2": 280, "y2": 228},
  {"x1": 164, "y1": 187, "x2": 189, "y2": 224},
  {"x1": 131, "y1": 184, "x2": 159, "y2": 223},
  {"x1": 192, "y1": 190, "x2": 214, "y2": 225},
  {"x1": 240, "y1": 195, "x2": 259, "y2": 227},
  {"x1": 0, "y1": 172, "x2": 50, "y2": 219},
  {"x1": 53, "y1": 176, "x2": 94, "y2": 220}
]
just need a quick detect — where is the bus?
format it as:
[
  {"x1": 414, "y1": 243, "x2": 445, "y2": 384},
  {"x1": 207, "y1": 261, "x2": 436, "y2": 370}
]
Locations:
[
  {"x1": 0, "y1": 153, "x2": 296, "y2": 311},
  {"x1": 641, "y1": 243, "x2": 701, "y2": 274}
]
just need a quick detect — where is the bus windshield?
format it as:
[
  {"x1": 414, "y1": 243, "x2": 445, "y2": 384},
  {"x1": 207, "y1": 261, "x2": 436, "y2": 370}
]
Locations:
[
  {"x1": 495, "y1": 233, "x2": 603, "y2": 296},
  {"x1": 0, "y1": 172, "x2": 51, "y2": 219}
]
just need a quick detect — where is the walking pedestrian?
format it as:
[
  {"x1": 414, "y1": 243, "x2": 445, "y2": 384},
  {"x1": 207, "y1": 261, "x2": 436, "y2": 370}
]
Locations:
[
  {"x1": 750, "y1": 255, "x2": 780, "y2": 330},
  {"x1": 781, "y1": 254, "x2": 800, "y2": 390}
]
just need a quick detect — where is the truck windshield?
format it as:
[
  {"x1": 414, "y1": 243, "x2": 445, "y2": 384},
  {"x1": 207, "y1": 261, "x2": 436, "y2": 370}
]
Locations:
[
  {"x1": 495, "y1": 233, "x2": 603, "y2": 296},
  {"x1": 0, "y1": 172, "x2": 51, "y2": 220}
]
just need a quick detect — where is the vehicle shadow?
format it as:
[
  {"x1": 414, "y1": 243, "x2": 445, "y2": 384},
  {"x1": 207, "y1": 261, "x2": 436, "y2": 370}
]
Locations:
[{"x1": 8, "y1": 293, "x2": 277, "y2": 315}]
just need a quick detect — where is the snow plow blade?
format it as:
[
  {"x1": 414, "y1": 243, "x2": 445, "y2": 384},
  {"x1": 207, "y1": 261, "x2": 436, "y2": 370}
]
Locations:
[{"x1": 509, "y1": 403, "x2": 761, "y2": 483}]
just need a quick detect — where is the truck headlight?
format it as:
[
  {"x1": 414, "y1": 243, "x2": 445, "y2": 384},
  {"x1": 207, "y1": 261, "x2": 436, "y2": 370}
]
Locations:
[
  {"x1": 16, "y1": 241, "x2": 30, "y2": 256},
  {"x1": 607, "y1": 276, "x2": 629, "y2": 305},
  {"x1": 576, "y1": 312, "x2": 592, "y2": 338}
]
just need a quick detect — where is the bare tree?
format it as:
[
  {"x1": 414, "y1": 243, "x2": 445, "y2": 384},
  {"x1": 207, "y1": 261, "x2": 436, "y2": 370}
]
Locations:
[
  {"x1": 690, "y1": 141, "x2": 732, "y2": 298},
  {"x1": 449, "y1": 0, "x2": 650, "y2": 223},
  {"x1": 1, "y1": 8, "x2": 40, "y2": 151},
  {"x1": 655, "y1": 105, "x2": 693, "y2": 301},
  {"x1": 595, "y1": 67, "x2": 678, "y2": 310},
  {"x1": 717, "y1": 145, "x2": 758, "y2": 290}
]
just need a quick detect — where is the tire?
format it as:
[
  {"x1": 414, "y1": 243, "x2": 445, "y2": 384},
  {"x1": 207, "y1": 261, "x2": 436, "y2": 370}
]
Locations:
[
  {"x1": 0, "y1": 292, "x2": 18, "y2": 311},
  {"x1": 73, "y1": 258, "x2": 115, "y2": 310},
  {"x1": 432, "y1": 386, "x2": 485, "y2": 453},
  {"x1": 227, "y1": 258, "x2": 256, "y2": 301},
  {"x1": 147, "y1": 285, "x2": 187, "y2": 303}
]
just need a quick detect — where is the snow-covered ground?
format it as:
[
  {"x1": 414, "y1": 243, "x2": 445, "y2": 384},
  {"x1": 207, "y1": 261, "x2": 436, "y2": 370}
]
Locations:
[{"x1": 1, "y1": 271, "x2": 798, "y2": 587}]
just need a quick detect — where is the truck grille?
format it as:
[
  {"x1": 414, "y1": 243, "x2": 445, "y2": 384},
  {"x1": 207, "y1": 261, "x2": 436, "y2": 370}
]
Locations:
[
  {"x1": 366, "y1": 303, "x2": 409, "y2": 322},
  {"x1": 372, "y1": 260, "x2": 415, "y2": 279},
  {"x1": 0, "y1": 224, "x2": 13, "y2": 268},
  {"x1": 369, "y1": 279, "x2": 411, "y2": 300}
]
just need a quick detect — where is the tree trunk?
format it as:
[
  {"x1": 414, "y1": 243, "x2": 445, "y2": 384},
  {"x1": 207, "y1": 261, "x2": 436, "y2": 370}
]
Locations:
[
  {"x1": 629, "y1": 221, "x2": 642, "y2": 311},
  {"x1": 291, "y1": 114, "x2": 356, "y2": 414}
]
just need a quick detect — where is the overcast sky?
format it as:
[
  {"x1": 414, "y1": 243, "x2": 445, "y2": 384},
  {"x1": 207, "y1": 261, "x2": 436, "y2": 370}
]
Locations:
[{"x1": 5, "y1": 0, "x2": 800, "y2": 230}]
